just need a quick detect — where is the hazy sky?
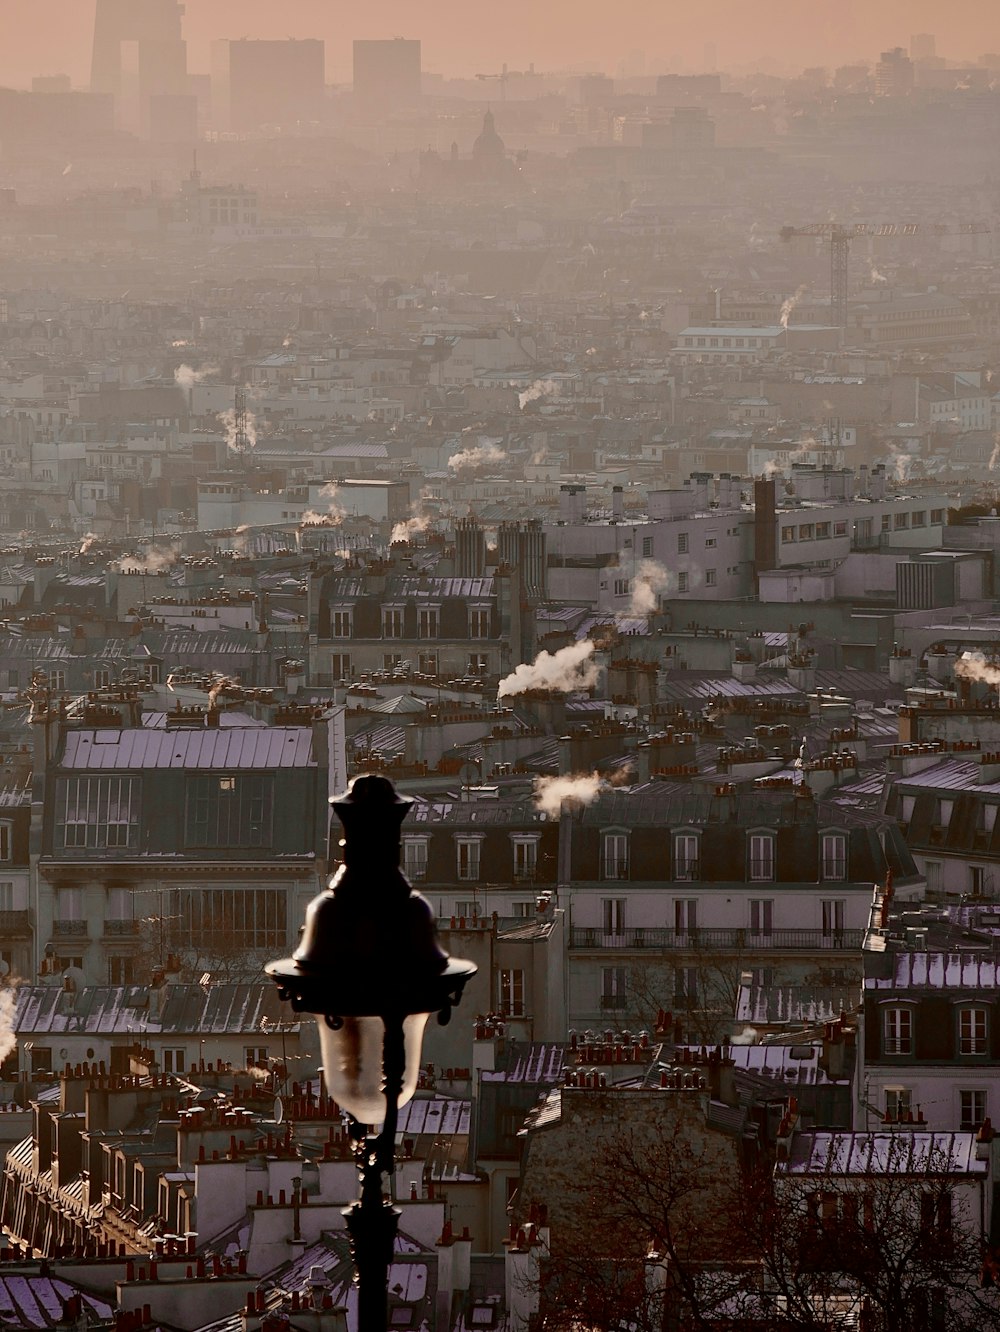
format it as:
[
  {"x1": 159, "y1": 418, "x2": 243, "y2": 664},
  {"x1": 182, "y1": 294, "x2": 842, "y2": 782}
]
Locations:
[{"x1": 3, "y1": 0, "x2": 999, "y2": 86}]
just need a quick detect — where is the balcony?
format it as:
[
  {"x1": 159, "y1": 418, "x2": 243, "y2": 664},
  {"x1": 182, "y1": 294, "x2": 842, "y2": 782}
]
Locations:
[
  {"x1": 103, "y1": 919, "x2": 140, "y2": 937},
  {"x1": 0, "y1": 909, "x2": 33, "y2": 937},
  {"x1": 602, "y1": 860, "x2": 630, "y2": 882},
  {"x1": 52, "y1": 919, "x2": 88, "y2": 938},
  {"x1": 570, "y1": 927, "x2": 865, "y2": 952}
]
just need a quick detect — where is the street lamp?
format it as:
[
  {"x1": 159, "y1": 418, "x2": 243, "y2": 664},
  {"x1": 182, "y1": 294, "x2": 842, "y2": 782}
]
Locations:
[{"x1": 266, "y1": 774, "x2": 477, "y2": 1332}]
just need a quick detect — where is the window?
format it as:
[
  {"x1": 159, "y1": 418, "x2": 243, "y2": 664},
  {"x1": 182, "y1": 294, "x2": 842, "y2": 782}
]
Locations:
[
  {"x1": 162, "y1": 1049, "x2": 185, "y2": 1074},
  {"x1": 602, "y1": 833, "x2": 629, "y2": 880},
  {"x1": 894, "y1": 512, "x2": 909, "y2": 530},
  {"x1": 403, "y1": 838, "x2": 428, "y2": 881},
  {"x1": 924, "y1": 860, "x2": 942, "y2": 894},
  {"x1": 881, "y1": 514, "x2": 891, "y2": 533},
  {"x1": 614, "y1": 578, "x2": 630, "y2": 597},
  {"x1": 418, "y1": 652, "x2": 438, "y2": 676},
  {"x1": 601, "y1": 966, "x2": 626, "y2": 1010},
  {"x1": 750, "y1": 899, "x2": 774, "y2": 938},
  {"x1": 49, "y1": 670, "x2": 66, "y2": 691},
  {"x1": 749, "y1": 833, "x2": 775, "y2": 881},
  {"x1": 331, "y1": 610, "x2": 352, "y2": 637},
  {"x1": 181, "y1": 888, "x2": 286, "y2": 950},
  {"x1": 815, "y1": 522, "x2": 830, "y2": 539},
  {"x1": 960, "y1": 1089, "x2": 987, "y2": 1131},
  {"x1": 330, "y1": 653, "x2": 351, "y2": 679},
  {"x1": 912, "y1": 511, "x2": 926, "y2": 527},
  {"x1": 57, "y1": 777, "x2": 140, "y2": 851},
  {"x1": 513, "y1": 838, "x2": 538, "y2": 881},
  {"x1": 960, "y1": 1008, "x2": 987, "y2": 1056},
  {"x1": 603, "y1": 897, "x2": 626, "y2": 936},
  {"x1": 705, "y1": 537, "x2": 717, "y2": 548},
  {"x1": 383, "y1": 607, "x2": 404, "y2": 638},
  {"x1": 677, "y1": 533, "x2": 689, "y2": 554},
  {"x1": 822, "y1": 899, "x2": 846, "y2": 941},
  {"x1": 674, "y1": 966, "x2": 698, "y2": 1005},
  {"x1": 677, "y1": 572, "x2": 689, "y2": 594},
  {"x1": 108, "y1": 955, "x2": 134, "y2": 985},
  {"x1": 469, "y1": 608, "x2": 490, "y2": 638},
  {"x1": 93, "y1": 667, "x2": 111, "y2": 689},
  {"x1": 641, "y1": 537, "x2": 653, "y2": 558},
  {"x1": 468, "y1": 653, "x2": 489, "y2": 675},
  {"x1": 511, "y1": 901, "x2": 534, "y2": 917},
  {"x1": 799, "y1": 524, "x2": 813, "y2": 541},
  {"x1": 782, "y1": 526, "x2": 796, "y2": 543},
  {"x1": 820, "y1": 833, "x2": 846, "y2": 881},
  {"x1": 674, "y1": 833, "x2": 699, "y2": 880},
  {"x1": 456, "y1": 838, "x2": 482, "y2": 881},
  {"x1": 705, "y1": 569, "x2": 717, "y2": 587},
  {"x1": 499, "y1": 968, "x2": 524, "y2": 1017},
  {"x1": 674, "y1": 898, "x2": 697, "y2": 938},
  {"x1": 931, "y1": 509, "x2": 944, "y2": 524},
  {"x1": 884, "y1": 1007, "x2": 912, "y2": 1055},
  {"x1": 0, "y1": 882, "x2": 12, "y2": 910},
  {"x1": 0, "y1": 823, "x2": 11, "y2": 862},
  {"x1": 885, "y1": 1087, "x2": 912, "y2": 1120},
  {"x1": 418, "y1": 607, "x2": 439, "y2": 638},
  {"x1": 185, "y1": 774, "x2": 273, "y2": 849},
  {"x1": 455, "y1": 900, "x2": 479, "y2": 919},
  {"x1": 834, "y1": 520, "x2": 848, "y2": 536},
  {"x1": 244, "y1": 1047, "x2": 268, "y2": 1066}
]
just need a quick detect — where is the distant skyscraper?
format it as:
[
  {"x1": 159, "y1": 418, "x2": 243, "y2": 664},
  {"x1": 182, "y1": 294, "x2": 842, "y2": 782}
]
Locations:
[
  {"x1": 90, "y1": 0, "x2": 187, "y2": 134},
  {"x1": 875, "y1": 47, "x2": 914, "y2": 97},
  {"x1": 352, "y1": 39, "x2": 421, "y2": 118},
  {"x1": 910, "y1": 33, "x2": 937, "y2": 62},
  {"x1": 211, "y1": 39, "x2": 325, "y2": 133}
]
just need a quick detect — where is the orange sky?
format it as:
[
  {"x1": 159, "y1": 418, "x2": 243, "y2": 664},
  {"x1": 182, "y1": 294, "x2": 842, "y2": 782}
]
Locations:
[{"x1": 2, "y1": 0, "x2": 999, "y2": 86}]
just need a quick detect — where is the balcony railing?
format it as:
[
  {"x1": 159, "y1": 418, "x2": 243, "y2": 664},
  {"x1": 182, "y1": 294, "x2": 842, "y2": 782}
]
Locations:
[
  {"x1": 0, "y1": 909, "x2": 32, "y2": 937},
  {"x1": 52, "y1": 919, "x2": 88, "y2": 938},
  {"x1": 103, "y1": 919, "x2": 140, "y2": 937},
  {"x1": 602, "y1": 860, "x2": 630, "y2": 881},
  {"x1": 570, "y1": 927, "x2": 865, "y2": 952}
]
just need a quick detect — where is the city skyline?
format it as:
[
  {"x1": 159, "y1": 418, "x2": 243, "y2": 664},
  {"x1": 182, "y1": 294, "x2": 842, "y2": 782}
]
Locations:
[{"x1": 2, "y1": 0, "x2": 1000, "y2": 88}]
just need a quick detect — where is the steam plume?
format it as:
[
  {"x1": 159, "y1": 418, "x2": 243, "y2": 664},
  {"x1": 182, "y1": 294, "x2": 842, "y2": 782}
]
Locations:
[
  {"x1": 0, "y1": 984, "x2": 15, "y2": 1065},
  {"x1": 627, "y1": 560, "x2": 672, "y2": 616},
  {"x1": 391, "y1": 494, "x2": 434, "y2": 544},
  {"x1": 301, "y1": 483, "x2": 345, "y2": 527},
  {"x1": 779, "y1": 284, "x2": 808, "y2": 330},
  {"x1": 79, "y1": 532, "x2": 99, "y2": 555},
  {"x1": 174, "y1": 363, "x2": 218, "y2": 390},
  {"x1": 955, "y1": 652, "x2": 1000, "y2": 686},
  {"x1": 518, "y1": 379, "x2": 557, "y2": 411},
  {"x1": 869, "y1": 265, "x2": 888, "y2": 285},
  {"x1": 497, "y1": 640, "x2": 599, "y2": 698},
  {"x1": 533, "y1": 772, "x2": 602, "y2": 818},
  {"x1": 448, "y1": 441, "x2": 507, "y2": 474},
  {"x1": 116, "y1": 545, "x2": 176, "y2": 574},
  {"x1": 207, "y1": 675, "x2": 237, "y2": 708},
  {"x1": 218, "y1": 406, "x2": 258, "y2": 453}
]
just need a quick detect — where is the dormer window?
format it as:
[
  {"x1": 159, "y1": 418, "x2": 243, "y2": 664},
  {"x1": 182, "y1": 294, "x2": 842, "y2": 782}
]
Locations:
[
  {"x1": 749, "y1": 832, "x2": 775, "y2": 882},
  {"x1": 821, "y1": 832, "x2": 847, "y2": 881}
]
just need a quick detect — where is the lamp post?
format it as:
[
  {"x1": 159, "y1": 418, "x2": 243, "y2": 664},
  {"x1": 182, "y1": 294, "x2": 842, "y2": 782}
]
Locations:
[{"x1": 266, "y1": 775, "x2": 477, "y2": 1332}]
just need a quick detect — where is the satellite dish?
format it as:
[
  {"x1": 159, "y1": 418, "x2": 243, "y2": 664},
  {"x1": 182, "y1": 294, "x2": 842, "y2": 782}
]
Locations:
[{"x1": 273, "y1": 1096, "x2": 284, "y2": 1125}]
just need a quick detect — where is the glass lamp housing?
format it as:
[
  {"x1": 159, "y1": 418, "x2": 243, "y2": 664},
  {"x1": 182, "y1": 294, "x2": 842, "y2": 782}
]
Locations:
[{"x1": 318, "y1": 1012, "x2": 429, "y2": 1126}]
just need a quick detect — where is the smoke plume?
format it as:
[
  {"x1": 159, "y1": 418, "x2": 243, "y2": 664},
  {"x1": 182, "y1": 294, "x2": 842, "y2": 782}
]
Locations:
[
  {"x1": 448, "y1": 441, "x2": 507, "y2": 474},
  {"x1": 533, "y1": 772, "x2": 602, "y2": 818},
  {"x1": 955, "y1": 652, "x2": 1000, "y2": 687},
  {"x1": 301, "y1": 483, "x2": 345, "y2": 527},
  {"x1": 391, "y1": 494, "x2": 433, "y2": 544},
  {"x1": 174, "y1": 364, "x2": 218, "y2": 390},
  {"x1": 869, "y1": 265, "x2": 888, "y2": 285},
  {"x1": 0, "y1": 984, "x2": 15, "y2": 1065},
  {"x1": 116, "y1": 545, "x2": 176, "y2": 574},
  {"x1": 627, "y1": 560, "x2": 672, "y2": 617},
  {"x1": 497, "y1": 640, "x2": 600, "y2": 698},
  {"x1": 79, "y1": 532, "x2": 99, "y2": 555},
  {"x1": 218, "y1": 406, "x2": 258, "y2": 453},
  {"x1": 518, "y1": 379, "x2": 558, "y2": 411},
  {"x1": 779, "y1": 284, "x2": 808, "y2": 330},
  {"x1": 989, "y1": 437, "x2": 1000, "y2": 472}
]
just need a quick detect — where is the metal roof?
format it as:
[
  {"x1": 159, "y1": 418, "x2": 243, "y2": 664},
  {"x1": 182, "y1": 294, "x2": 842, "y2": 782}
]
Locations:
[
  {"x1": 396, "y1": 1096, "x2": 470, "y2": 1137},
  {"x1": 866, "y1": 952, "x2": 1000, "y2": 991},
  {"x1": 0, "y1": 1276, "x2": 113, "y2": 1330},
  {"x1": 779, "y1": 1131, "x2": 986, "y2": 1176},
  {"x1": 14, "y1": 984, "x2": 301, "y2": 1036},
  {"x1": 58, "y1": 726, "x2": 317, "y2": 770}
]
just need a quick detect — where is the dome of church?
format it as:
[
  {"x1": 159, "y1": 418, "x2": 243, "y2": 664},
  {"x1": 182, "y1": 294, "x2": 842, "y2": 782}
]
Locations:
[{"x1": 473, "y1": 109, "x2": 506, "y2": 161}]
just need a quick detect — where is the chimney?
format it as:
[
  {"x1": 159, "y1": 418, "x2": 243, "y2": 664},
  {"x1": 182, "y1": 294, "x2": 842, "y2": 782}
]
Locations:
[
  {"x1": 611, "y1": 486, "x2": 624, "y2": 522},
  {"x1": 558, "y1": 484, "x2": 586, "y2": 526}
]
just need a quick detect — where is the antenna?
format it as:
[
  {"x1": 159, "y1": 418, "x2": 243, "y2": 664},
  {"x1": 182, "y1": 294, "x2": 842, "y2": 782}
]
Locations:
[{"x1": 233, "y1": 387, "x2": 252, "y2": 457}]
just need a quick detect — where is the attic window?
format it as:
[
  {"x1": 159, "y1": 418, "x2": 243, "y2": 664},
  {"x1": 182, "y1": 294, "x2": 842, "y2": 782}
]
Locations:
[{"x1": 389, "y1": 1309, "x2": 414, "y2": 1328}]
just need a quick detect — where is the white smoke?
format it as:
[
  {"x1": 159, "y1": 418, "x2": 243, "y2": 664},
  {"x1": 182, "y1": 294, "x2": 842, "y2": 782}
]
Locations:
[
  {"x1": 955, "y1": 652, "x2": 1000, "y2": 687},
  {"x1": 301, "y1": 483, "x2": 344, "y2": 527},
  {"x1": 989, "y1": 436, "x2": 1000, "y2": 472},
  {"x1": 174, "y1": 364, "x2": 218, "y2": 390},
  {"x1": 391, "y1": 495, "x2": 433, "y2": 544},
  {"x1": 533, "y1": 772, "x2": 602, "y2": 818},
  {"x1": 448, "y1": 441, "x2": 507, "y2": 474},
  {"x1": 518, "y1": 379, "x2": 558, "y2": 411},
  {"x1": 0, "y1": 984, "x2": 16, "y2": 1065},
  {"x1": 79, "y1": 532, "x2": 99, "y2": 555},
  {"x1": 627, "y1": 560, "x2": 672, "y2": 617},
  {"x1": 497, "y1": 640, "x2": 600, "y2": 699},
  {"x1": 779, "y1": 284, "x2": 808, "y2": 330},
  {"x1": 885, "y1": 444, "x2": 912, "y2": 483},
  {"x1": 116, "y1": 545, "x2": 176, "y2": 574},
  {"x1": 869, "y1": 265, "x2": 888, "y2": 285},
  {"x1": 218, "y1": 406, "x2": 258, "y2": 453}
]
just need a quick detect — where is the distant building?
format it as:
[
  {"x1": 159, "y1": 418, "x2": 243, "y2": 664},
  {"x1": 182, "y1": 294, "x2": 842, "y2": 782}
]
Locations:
[
  {"x1": 875, "y1": 47, "x2": 915, "y2": 97},
  {"x1": 90, "y1": 0, "x2": 188, "y2": 133},
  {"x1": 211, "y1": 39, "x2": 325, "y2": 133},
  {"x1": 353, "y1": 38, "x2": 422, "y2": 118}
]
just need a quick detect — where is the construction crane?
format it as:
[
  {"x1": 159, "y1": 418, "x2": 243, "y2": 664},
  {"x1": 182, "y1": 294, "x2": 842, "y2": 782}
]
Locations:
[
  {"x1": 476, "y1": 66, "x2": 510, "y2": 101},
  {"x1": 780, "y1": 221, "x2": 990, "y2": 328}
]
